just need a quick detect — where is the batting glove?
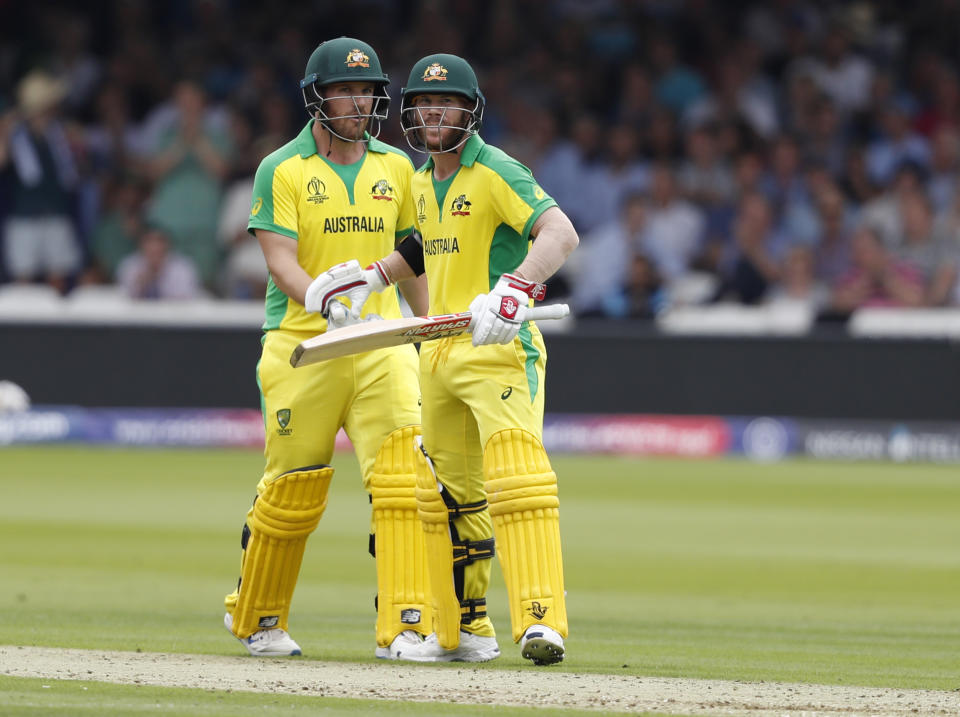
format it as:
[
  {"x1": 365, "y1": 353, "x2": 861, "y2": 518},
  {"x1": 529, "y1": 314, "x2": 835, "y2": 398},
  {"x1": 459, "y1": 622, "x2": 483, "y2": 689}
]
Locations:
[
  {"x1": 469, "y1": 273, "x2": 546, "y2": 346},
  {"x1": 304, "y1": 259, "x2": 391, "y2": 320}
]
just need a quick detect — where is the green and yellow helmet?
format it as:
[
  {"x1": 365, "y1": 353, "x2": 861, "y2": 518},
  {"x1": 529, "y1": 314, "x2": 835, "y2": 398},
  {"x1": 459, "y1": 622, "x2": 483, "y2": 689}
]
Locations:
[
  {"x1": 300, "y1": 37, "x2": 390, "y2": 141},
  {"x1": 400, "y1": 53, "x2": 485, "y2": 153}
]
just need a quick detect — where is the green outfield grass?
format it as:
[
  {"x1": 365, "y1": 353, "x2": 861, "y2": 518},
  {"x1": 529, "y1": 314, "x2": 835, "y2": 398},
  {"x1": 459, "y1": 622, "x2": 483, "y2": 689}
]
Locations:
[{"x1": 1, "y1": 446, "x2": 959, "y2": 713}]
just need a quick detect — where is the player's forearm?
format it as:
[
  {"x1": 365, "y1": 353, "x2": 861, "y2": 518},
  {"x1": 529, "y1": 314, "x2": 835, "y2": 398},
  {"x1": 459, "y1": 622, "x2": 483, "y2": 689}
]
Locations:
[
  {"x1": 397, "y1": 274, "x2": 430, "y2": 316},
  {"x1": 514, "y1": 207, "x2": 579, "y2": 283},
  {"x1": 379, "y1": 249, "x2": 419, "y2": 283},
  {"x1": 256, "y1": 230, "x2": 312, "y2": 305},
  {"x1": 268, "y1": 255, "x2": 312, "y2": 306}
]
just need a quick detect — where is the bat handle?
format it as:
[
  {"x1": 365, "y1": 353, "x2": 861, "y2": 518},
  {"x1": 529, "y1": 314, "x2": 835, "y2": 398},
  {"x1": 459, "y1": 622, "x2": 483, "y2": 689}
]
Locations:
[{"x1": 527, "y1": 303, "x2": 570, "y2": 321}]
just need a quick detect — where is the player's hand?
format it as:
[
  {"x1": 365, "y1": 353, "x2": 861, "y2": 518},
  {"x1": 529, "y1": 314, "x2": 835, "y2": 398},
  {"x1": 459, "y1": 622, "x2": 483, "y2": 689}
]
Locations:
[
  {"x1": 304, "y1": 259, "x2": 390, "y2": 320},
  {"x1": 325, "y1": 299, "x2": 356, "y2": 330},
  {"x1": 469, "y1": 273, "x2": 546, "y2": 346}
]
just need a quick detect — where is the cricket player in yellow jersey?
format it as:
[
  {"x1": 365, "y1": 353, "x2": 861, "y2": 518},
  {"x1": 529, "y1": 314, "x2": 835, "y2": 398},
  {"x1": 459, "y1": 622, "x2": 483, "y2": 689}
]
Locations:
[
  {"x1": 222, "y1": 37, "x2": 436, "y2": 661},
  {"x1": 311, "y1": 54, "x2": 579, "y2": 665}
]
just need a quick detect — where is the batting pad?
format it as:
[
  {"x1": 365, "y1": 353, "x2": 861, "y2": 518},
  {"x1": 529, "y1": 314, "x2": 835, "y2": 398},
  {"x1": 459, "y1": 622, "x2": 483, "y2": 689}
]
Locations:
[
  {"x1": 370, "y1": 426, "x2": 432, "y2": 646},
  {"x1": 414, "y1": 438, "x2": 461, "y2": 650},
  {"x1": 484, "y1": 429, "x2": 568, "y2": 642},
  {"x1": 230, "y1": 465, "x2": 332, "y2": 638}
]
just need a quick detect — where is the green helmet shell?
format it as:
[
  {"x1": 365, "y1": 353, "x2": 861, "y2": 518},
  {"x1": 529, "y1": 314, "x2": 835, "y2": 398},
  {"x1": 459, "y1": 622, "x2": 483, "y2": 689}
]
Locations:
[
  {"x1": 400, "y1": 53, "x2": 485, "y2": 153},
  {"x1": 301, "y1": 37, "x2": 389, "y2": 89},
  {"x1": 300, "y1": 37, "x2": 391, "y2": 142},
  {"x1": 401, "y1": 53, "x2": 482, "y2": 104}
]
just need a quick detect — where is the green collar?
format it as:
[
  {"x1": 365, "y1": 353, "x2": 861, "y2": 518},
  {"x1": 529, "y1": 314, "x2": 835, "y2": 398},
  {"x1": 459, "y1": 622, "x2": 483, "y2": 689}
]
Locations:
[
  {"x1": 421, "y1": 133, "x2": 484, "y2": 171},
  {"x1": 295, "y1": 120, "x2": 389, "y2": 158}
]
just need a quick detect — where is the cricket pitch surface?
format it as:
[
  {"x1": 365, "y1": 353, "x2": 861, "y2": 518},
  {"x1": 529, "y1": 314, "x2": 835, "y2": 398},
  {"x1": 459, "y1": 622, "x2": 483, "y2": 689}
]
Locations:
[{"x1": 3, "y1": 645, "x2": 957, "y2": 716}]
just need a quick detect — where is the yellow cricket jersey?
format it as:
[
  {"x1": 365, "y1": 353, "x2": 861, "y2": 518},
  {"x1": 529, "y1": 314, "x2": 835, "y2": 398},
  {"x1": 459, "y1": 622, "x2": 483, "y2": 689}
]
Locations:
[
  {"x1": 248, "y1": 120, "x2": 415, "y2": 333},
  {"x1": 412, "y1": 134, "x2": 557, "y2": 316}
]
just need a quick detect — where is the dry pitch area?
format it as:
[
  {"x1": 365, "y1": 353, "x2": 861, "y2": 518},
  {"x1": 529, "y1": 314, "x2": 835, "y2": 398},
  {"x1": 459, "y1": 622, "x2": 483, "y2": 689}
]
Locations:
[{"x1": 3, "y1": 645, "x2": 958, "y2": 716}]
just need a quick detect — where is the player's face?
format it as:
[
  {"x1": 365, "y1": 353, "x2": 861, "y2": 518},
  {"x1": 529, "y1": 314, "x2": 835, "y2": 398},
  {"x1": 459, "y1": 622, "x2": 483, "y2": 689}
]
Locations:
[
  {"x1": 321, "y1": 81, "x2": 376, "y2": 140},
  {"x1": 409, "y1": 94, "x2": 472, "y2": 151}
]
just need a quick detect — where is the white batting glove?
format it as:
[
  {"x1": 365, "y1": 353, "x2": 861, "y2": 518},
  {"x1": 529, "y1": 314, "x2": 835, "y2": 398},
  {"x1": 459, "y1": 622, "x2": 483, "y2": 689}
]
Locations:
[
  {"x1": 469, "y1": 273, "x2": 546, "y2": 346},
  {"x1": 304, "y1": 259, "x2": 391, "y2": 320}
]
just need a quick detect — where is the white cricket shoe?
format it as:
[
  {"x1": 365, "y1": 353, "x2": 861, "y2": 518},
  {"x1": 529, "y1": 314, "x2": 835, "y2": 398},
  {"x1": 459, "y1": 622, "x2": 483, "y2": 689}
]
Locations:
[
  {"x1": 375, "y1": 629, "x2": 427, "y2": 660},
  {"x1": 223, "y1": 612, "x2": 302, "y2": 657},
  {"x1": 520, "y1": 624, "x2": 564, "y2": 665},
  {"x1": 399, "y1": 630, "x2": 500, "y2": 662}
]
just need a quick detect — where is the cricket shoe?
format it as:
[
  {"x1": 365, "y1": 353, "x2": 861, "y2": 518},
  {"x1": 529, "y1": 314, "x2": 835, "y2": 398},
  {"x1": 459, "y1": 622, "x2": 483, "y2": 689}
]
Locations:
[
  {"x1": 400, "y1": 631, "x2": 500, "y2": 662},
  {"x1": 520, "y1": 624, "x2": 564, "y2": 665},
  {"x1": 374, "y1": 629, "x2": 428, "y2": 660},
  {"x1": 223, "y1": 612, "x2": 302, "y2": 657}
]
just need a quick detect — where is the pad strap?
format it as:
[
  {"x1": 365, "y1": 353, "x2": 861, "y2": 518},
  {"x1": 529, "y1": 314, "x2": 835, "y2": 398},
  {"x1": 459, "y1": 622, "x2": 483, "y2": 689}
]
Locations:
[
  {"x1": 460, "y1": 597, "x2": 487, "y2": 624},
  {"x1": 452, "y1": 536, "x2": 495, "y2": 567}
]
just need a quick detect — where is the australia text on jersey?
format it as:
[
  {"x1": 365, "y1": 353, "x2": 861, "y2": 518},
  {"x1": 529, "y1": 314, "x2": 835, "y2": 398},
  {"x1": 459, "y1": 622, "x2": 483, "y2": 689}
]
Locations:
[
  {"x1": 323, "y1": 216, "x2": 386, "y2": 233},
  {"x1": 423, "y1": 237, "x2": 460, "y2": 255}
]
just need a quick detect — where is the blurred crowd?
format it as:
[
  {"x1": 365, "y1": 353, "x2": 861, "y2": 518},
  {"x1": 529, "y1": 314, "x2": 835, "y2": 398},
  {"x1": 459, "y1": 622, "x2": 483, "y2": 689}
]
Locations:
[{"x1": 3, "y1": 0, "x2": 960, "y2": 319}]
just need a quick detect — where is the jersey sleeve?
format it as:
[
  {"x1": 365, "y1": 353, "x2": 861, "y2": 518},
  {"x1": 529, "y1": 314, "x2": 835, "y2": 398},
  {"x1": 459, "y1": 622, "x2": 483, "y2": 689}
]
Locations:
[
  {"x1": 394, "y1": 155, "x2": 416, "y2": 241},
  {"x1": 488, "y1": 158, "x2": 558, "y2": 241},
  {"x1": 247, "y1": 157, "x2": 299, "y2": 239}
]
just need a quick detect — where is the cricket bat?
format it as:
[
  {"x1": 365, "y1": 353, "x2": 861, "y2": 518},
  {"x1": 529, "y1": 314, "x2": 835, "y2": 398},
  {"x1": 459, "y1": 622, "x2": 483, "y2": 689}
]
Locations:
[{"x1": 290, "y1": 304, "x2": 570, "y2": 367}]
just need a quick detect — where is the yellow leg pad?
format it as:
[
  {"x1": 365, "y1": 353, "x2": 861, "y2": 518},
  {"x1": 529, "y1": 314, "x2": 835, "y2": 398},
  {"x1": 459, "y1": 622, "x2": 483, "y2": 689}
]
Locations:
[
  {"x1": 484, "y1": 429, "x2": 568, "y2": 643},
  {"x1": 370, "y1": 426, "x2": 432, "y2": 646},
  {"x1": 231, "y1": 465, "x2": 332, "y2": 638},
  {"x1": 414, "y1": 439, "x2": 461, "y2": 650}
]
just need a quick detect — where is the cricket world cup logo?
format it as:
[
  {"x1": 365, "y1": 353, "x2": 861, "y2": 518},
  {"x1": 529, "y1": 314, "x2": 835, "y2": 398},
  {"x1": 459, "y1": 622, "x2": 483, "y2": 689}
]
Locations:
[
  {"x1": 307, "y1": 177, "x2": 328, "y2": 204},
  {"x1": 417, "y1": 194, "x2": 427, "y2": 223}
]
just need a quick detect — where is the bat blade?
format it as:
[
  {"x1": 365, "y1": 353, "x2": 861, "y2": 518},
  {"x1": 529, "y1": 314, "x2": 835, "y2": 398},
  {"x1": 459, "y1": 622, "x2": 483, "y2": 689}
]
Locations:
[
  {"x1": 290, "y1": 304, "x2": 570, "y2": 367},
  {"x1": 290, "y1": 313, "x2": 473, "y2": 367}
]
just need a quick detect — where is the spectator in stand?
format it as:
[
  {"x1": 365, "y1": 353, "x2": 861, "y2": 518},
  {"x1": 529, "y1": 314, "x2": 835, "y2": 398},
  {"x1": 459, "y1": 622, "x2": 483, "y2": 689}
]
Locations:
[
  {"x1": 649, "y1": 35, "x2": 706, "y2": 116},
  {"x1": 0, "y1": 71, "x2": 82, "y2": 293},
  {"x1": 85, "y1": 173, "x2": 148, "y2": 283},
  {"x1": 613, "y1": 63, "x2": 655, "y2": 126},
  {"x1": 529, "y1": 110, "x2": 580, "y2": 217},
  {"x1": 554, "y1": 113, "x2": 604, "y2": 233},
  {"x1": 685, "y1": 54, "x2": 779, "y2": 141},
  {"x1": 217, "y1": 132, "x2": 278, "y2": 300},
  {"x1": 646, "y1": 107, "x2": 682, "y2": 163},
  {"x1": 892, "y1": 192, "x2": 957, "y2": 306},
  {"x1": 839, "y1": 145, "x2": 877, "y2": 205},
  {"x1": 117, "y1": 225, "x2": 201, "y2": 300},
  {"x1": 807, "y1": 22, "x2": 875, "y2": 116},
  {"x1": 932, "y1": 184, "x2": 960, "y2": 253},
  {"x1": 599, "y1": 253, "x2": 668, "y2": 319},
  {"x1": 143, "y1": 79, "x2": 231, "y2": 287},
  {"x1": 761, "y1": 134, "x2": 810, "y2": 221},
  {"x1": 865, "y1": 101, "x2": 931, "y2": 187},
  {"x1": 926, "y1": 126, "x2": 960, "y2": 212},
  {"x1": 914, "y1": 63, "x2": 960, "y2": 138},
  {"x1": 576, "y1": 122, "x2": 648, "y2": 234},
  {"x1": 800, "y1": 96, "x2": 846, "y2": 178},
  {"x1": 713, "y1": 192, "x2": 782, "y2": 304},
  {"x1": 641, "y1": 163, "x2": 705, "y2": 281},
  {"x1": 811, "y1": 182, "x2": 858, "y2": 286},
  {"x1": 860, "y1": 161, "x2": 925, "y2": 248},
  {"x1": 765, "y1": 245, "x2": 829, "y2": 313},
  {"x1": 830, "y1": 226, "x2": 924, "y2": 311},
  {"x1": 46, "y1": 12, "x2": 102, "y2": 114},
  {"x1": 571, "y1": 192, "x2": 647, "y2": 314},
  {"x1": 695, "y1": 148, "x2": 764, "y2": 274},
  {"x1": 677, "y1": 123, "x2": 735, "y2": 211},
  {"x1": 84, "y1": 83, "x2": 147, "y2": 179}
]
